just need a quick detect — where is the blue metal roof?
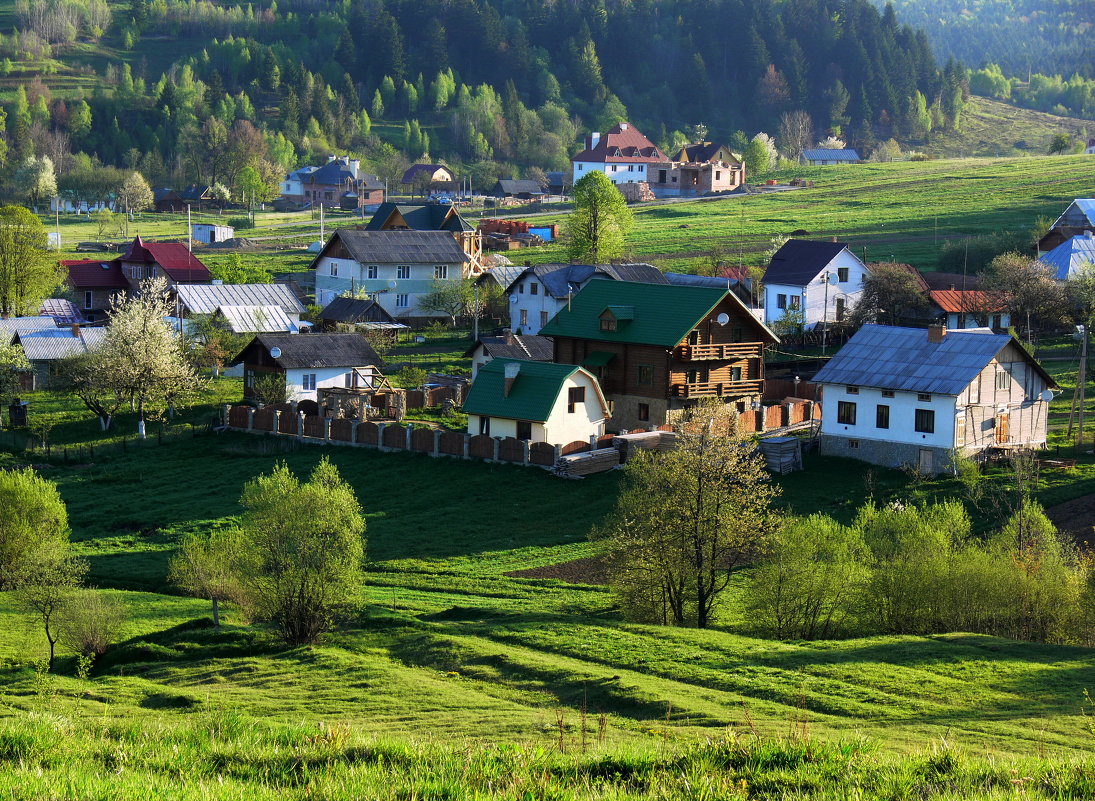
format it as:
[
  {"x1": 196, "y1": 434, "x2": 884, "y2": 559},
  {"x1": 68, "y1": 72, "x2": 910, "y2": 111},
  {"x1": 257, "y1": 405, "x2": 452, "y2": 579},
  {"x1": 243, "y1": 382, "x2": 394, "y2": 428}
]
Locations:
[
  {"x1": 1038, "y1": 234, "x2": 1095, "y2": 280},
  {"x1": 801, "y1": 148, "x2": 860, "y2": 161},
  {"x1": 813, "y1": 325, "x2": 1014, "y2": 396}
]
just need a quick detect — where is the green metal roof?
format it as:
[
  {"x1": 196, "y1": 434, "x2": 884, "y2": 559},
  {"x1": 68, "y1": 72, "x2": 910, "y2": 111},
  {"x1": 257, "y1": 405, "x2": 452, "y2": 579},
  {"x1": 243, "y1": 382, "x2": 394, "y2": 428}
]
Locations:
[
  {"x1": 604, "y1": 305, "x2": 634, "y2": 320},
  {"x1": 539, "y1": 281, "x2": 777, "y2": 347},
  {"x1": 463, "y1": 359, "x2": 585, "y2": 422}
]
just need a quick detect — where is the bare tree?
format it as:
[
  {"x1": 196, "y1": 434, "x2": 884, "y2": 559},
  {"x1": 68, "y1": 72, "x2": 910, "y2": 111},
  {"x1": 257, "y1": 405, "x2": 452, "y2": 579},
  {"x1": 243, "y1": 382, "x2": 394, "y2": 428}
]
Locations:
[{"x1": 778, "y1": 110, "x2": 813, "y2": 161}]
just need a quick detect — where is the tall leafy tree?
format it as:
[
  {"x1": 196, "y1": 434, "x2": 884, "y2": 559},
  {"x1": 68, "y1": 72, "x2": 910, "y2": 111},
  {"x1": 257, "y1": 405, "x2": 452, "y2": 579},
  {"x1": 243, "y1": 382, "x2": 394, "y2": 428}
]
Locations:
[
  {"x1": 563, "y1": 171, "x2": 632, "y2": 264},
  {"x1": 0, "y1": 205, "x2": 61, "y2": 317}
]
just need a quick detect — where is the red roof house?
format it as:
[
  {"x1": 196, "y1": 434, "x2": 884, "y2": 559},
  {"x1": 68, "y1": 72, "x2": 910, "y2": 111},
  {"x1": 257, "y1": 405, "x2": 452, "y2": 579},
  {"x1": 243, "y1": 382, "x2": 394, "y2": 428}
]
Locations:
[
  {"x1": 928, "y1": 289, "x2": 1010, "y2": 331},
  {"x1": 571, "y1": 122, "x2": 668, "y2": 187}
]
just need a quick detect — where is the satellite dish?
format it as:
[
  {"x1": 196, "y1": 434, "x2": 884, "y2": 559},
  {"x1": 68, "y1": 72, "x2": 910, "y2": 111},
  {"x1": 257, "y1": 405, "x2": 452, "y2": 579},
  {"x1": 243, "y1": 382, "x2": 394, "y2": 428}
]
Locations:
[
  {"x1": 509, "y1": 294, "x2": 520, "y2": 304},
  {"x1": 388, "y1": 280, "x2": 398, "y2": 289},
  {"x1": 715, "y1": 313, "x2": 730, "y2": 326},
  {"x1": 270, "y1": 346, "x2": 282, "y2": 358},
  {"x1": 1040, "y1": 390, "x2": 1054, "y2": 402}
]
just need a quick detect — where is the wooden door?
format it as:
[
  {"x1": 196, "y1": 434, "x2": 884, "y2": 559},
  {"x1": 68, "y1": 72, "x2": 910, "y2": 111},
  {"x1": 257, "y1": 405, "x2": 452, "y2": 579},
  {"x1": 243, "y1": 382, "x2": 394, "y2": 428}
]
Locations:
[
  {"x1": 918, "y1": 449, "x2": 933, "y2": 474},
  {"x1": 995, "y1": 413, "x2": 1009, "y2": 444}
]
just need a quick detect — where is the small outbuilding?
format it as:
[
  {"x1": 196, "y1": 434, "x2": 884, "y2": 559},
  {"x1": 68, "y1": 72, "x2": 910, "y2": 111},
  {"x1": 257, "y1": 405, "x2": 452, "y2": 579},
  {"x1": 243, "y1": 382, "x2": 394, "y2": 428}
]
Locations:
[
  {"x1": 192, "y1": 222, "x2": 235, "y2": 244},
  {"x1": 462, "y1": 358, "x2": 609, "y2": 443}
]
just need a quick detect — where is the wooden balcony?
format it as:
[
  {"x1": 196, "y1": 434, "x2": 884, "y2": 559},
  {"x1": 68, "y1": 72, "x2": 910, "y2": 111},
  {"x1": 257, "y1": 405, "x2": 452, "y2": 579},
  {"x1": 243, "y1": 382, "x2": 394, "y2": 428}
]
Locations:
[
  {"x1": 675, "y1": 342, "x2": 762, "y2": 361},
  {"x1": 671, "y1": 379, "x2": 764, "y2": 399}
]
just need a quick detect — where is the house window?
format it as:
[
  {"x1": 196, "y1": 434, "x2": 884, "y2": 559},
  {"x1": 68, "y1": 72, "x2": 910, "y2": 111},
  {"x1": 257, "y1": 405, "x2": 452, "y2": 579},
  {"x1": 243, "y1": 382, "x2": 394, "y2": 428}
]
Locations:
[
  {"x1": 777, "y1": 294, "x2": 787, "y2": 310},
  {"x1": 915, "y1": 408, "x2": 935, "y2": 433},
  {"x1": 345, "y1": 372, "x2": 355, "y2": 388},
  {"x1": 396, "y1": 294, "x2": 409, "y2": 307},
  {"x1": 956, "y1": 415, "x2": 967, "y2": 446},
  {"x1": 732, "y1": 326, "x2": 744, "y2": 343},
  {"x1": 846, "y1": 386, "x2": 859, "y2": 394},
  {"x1": 520, "y1": 309, "x2": 528, "y2": 326},
  {"x1": 715, "y1": 170, "x2": 721, "y2": 180},
  {"x1": 917, "y1": 393, "x2": 931, "y2": 402},
  {"x1": 876, "y1": 404, "x2": 890, "y2": 429},
  {"x1": 302, "y1": 373, "x2": 317, "y2": 391},
  {"x1": 330, "y1": 262, "x2": 338, "y2": 277},
  {"x1": 530, "y1": 282, "x2": 539, "y2": 295},
  {"x1": 848, "y1": 439, "x2": 860, "y2": 450},
  {"x1": 434, "y1": 265, "x2": 448, "y2": 279},
  {"x1": 789, "y1": 296, "x2": 800, "y2": 309},
  {"x1": 837, "y1": 267, "x2": 849, "y2": 283},
  {"x1": 637, "y1": 365, "x2": 653, "y2": 385},
  {"x1": 518, "y1": 283, "x2": 524, "y2": 294},
  {"x1": 516, "y1": 420, "x2": 532, "y2": 440},
  {"x1": 881, "y1": 390, "x2": 895, "y2": 398},
  {"x1": 245, "y1": 369, "x2": 254, "y2": 388},
  {"x1": 611, "y1": 165, "x2": 617, "y2": 172},
  {"x1": 996, "y1": 369, "x2": 1009, "y2": 391},
  {"x1": 479, "y1": 416, "x2": 490, "y2": 435},
  {"x1": 84, "y1": 291, "x2": 93, "y2": 309},
  {"x1": 540, "y1": 311, "x2": 549, "y2": 328},
  {"x1": 600, "y1": 317, "x2": 617, "y2": 332},
  {"x1": 637, "y1": 403, "x2": 650, "y2": 421},
  {"x1": 835, "y1": 297, "x2": 846, "y2": 321},
  {"x1": 567, "y1": 386, "x2": 585, "y2": 413},
  {"x1": 578, "y1": 164, "x2": 583, "y2": 171},
  {"x1": 397, "y1": 266, "x2": 411, "y2": 279},
  {"x1": 969, "y1": 378, "x2": 980, "y2": 404},
  {"x1": 367, "y1": 265, "x2": 378, "y2": 279},
  {"x1": 686, "y1": 369, "x2": 699, "y2": 384},
  {"x1": 837, "y1": 401, "x2": 857, "y2": 425},
  {"x1": 731, "y1": 366, "x2": 742, "y2": 381}
]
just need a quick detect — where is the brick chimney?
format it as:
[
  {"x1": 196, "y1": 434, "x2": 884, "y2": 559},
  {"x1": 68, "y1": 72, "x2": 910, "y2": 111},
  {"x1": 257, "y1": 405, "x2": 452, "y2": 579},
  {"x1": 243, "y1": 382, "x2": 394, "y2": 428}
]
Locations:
[
  {"x1": 928, "y1": 323, "x2": 946, "y2": 343},
  {"x1": 503, "y1": 361, "x2": 521, "y2": 397},
  {"x1": 503, "y1": 328, "x2": 515, "y2": 345},
  {"x1": 71, "y1": 322, "x2": 81, "y2": 337}
]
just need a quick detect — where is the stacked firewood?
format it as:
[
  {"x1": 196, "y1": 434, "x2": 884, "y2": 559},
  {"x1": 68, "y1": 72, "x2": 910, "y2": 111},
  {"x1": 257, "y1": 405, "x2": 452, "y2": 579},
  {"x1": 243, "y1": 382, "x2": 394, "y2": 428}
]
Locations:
[{"x1": 552, "y1": 448, "x2": 620, "y2": 477}]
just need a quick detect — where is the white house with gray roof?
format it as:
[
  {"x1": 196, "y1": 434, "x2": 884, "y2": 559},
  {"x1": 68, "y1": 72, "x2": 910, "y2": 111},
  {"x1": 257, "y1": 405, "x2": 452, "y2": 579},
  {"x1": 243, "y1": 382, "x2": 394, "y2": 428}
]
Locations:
[
  {"x1": 311, "y1": 230, "x2": 469, "y2": 320},
  {"x1": 813, "y1": 324, "x2": 1057, "y2": 474},
  {"x1": 763, "y1": 239, "x2": 870, "y2": 329},
  {"x1": 8, "y1": 324, "x2": 106, "y2": 390}
]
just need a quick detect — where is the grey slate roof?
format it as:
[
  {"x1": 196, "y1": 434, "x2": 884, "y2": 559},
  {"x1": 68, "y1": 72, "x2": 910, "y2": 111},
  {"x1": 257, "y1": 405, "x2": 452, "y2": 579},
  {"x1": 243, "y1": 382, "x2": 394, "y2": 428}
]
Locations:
[
  {"x1": 812, "y1": 324, "x2": 1055, "y2": 396},
  {"x1": 317, "y1": 229, "x2": 468, "y2": 267},
  {"x1": 14, "y1": 327, "x2": 106, "y2": 361},
  {"x1": 507, "y1": 262, "x2": 667, "y2": 298},
  {"x1": 231, "y1": 333, "x2": 381, "y2": 369},
  {"x1": 218, "y1": 305, "x2": 295, "y2": 333},
  {"x1": 495, "y1": 179, "x2": 544, "y2": 196},
  {"x1": 319, "y1": 296, "x2": 397, "y2": 324},
  {"x1": 764, "y1": 239, "x2": 849, "y2": 286},
  {"x1": 475, "y1": 263, "x2": 525, "y2": 290},
  {"x1": 365, "y1": 202, "x2": 474, "y2": 233},
  {"x1": 176, "y1": 283, "x2": 306, "y2": 315},
  {"x1": 802, "y1": 148, "x2": 860, "y2": 162},
  {"x1": 665, "y1": 272, "x2": 741, "y2": 288},
  {"x1": 464, "y1": 334, "x2": 554, "y2": 361}
]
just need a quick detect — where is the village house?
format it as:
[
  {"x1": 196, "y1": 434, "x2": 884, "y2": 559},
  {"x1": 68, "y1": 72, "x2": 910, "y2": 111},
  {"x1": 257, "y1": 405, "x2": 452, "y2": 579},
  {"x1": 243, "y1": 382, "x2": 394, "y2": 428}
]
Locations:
[
  {"x1": 463, "y1": 358, "x2": 609, "y2": 442},
  {"x1": 464, "y1": 330, "x2": 553, "y2": 378},
  {"x1": 490, "y1": 179, "x2": 546, "y2": 202},
  {"x1": 1, "y1": 320, "x2": 106, "y2": 390},
  {"x1": 505, "y1": 262, "x2": 667, "y2": 336},
  {"x1": 571, "y1": 122, "x2": 668, "y2": 187},
  {"x1": 62, "y1": 236, "x2": 213, "y2": 321},
  {"x1": 192, "y1": 222, "x2": 234, "y2": 245},
  {"x1": 539, "y1": 281, "x2": 778, "y2": 429},
  {"x1": 231, "y1": 332, "x2": 383, "y2": 403},
  {"x1": 174, "y1": 284, "x2": 307, "y2": 334},
  {"x1": 310, "y1": 229, "x2": 469, "y2": 319},
  {"x1": 799, "y1": 148, "x2": 861, "y2": 166},
  {"x1": 279, "y1": 165, "x2": 319, "y2": 203},
  {"x1": 1037, "y1": 199, "x2": 1095, "y2": 254},
  {"x1": 1039, "y1": 232, "x2": 1095, "y2": 280},
  {"x1": 402, "y1": 164, "x2": 456, "y2": 195},
  {"x1": 296, "y1": 156, "x2": 385, "y2": 210},
  {"x1": 646, "y1": 142, "x2": 745, "y2": 197},
  {"x1": 317, "y1": 296, "x2": 406, "y2": 333},
  {"x1": 928, "y1": 289, "x2": 1010, "y2": 331},
  {"x1": 812, "y1": 324, "x2": 1056, "y2": 474},
  {"x1": 762, "y1": 239, "x2": 870, "y2": 329},
  {"x1": 366, "y1": 201, "x2": 483, "y2": 270}
]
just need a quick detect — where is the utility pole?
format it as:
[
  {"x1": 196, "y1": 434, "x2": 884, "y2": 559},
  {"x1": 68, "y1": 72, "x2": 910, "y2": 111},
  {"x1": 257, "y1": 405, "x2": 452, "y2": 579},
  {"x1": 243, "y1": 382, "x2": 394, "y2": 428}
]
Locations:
[
  {"x1": 822, "y1": 269, "x2": 830, "y2": 355},
  {"x1": 1081, "y1": 326, "x2": 1090, "y2": 448}
]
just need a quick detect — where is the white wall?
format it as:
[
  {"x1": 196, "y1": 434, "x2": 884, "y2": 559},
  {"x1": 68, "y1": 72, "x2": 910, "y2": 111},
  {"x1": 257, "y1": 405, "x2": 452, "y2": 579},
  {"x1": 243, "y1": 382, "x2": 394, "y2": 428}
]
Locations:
[
  {"x1": 820, "y1": 384, "x2": 958, "y2": 450},
  {"x1": 314, "y1": 255, "x2": 462, "y2": 318},
  {"x1": 508, "y1": 276, "x2": 567, "y2": 334},
  {"x1": 763, "y1": 249, "x2": 868, "y2": 327},
  {"x1": 284, "y1": 366, "x2": 359, "y2": 402},
  {"x1": 571, "y1": 161, "x2": 649, "y2": 186}
]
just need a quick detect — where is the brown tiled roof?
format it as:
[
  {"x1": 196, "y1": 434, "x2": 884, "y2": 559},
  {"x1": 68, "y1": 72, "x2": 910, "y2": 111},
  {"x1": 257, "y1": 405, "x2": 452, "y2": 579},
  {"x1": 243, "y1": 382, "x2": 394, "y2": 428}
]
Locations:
[
  {"x1": 64, "y1": 259, "x2": 128, "y2": 289},
  {"x1": 929, "y1": 290, "x2": 1007, "y2": 314},
  {"x1": 572, "y1": 122, "x2": 667, "y2": 163}
]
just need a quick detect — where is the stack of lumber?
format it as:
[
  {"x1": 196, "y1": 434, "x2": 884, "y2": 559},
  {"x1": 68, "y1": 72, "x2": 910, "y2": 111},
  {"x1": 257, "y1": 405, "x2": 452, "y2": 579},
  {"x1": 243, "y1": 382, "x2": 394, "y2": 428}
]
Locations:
[
  {"x1": 553, "y1": 448, "x2": 620, "y2": 477},
  {"x1": 758, "y1": 436, "x2": 803, "y2": 474},
  {"x1": 612, "y1": 431, "x2": 678, "y2": 462}
]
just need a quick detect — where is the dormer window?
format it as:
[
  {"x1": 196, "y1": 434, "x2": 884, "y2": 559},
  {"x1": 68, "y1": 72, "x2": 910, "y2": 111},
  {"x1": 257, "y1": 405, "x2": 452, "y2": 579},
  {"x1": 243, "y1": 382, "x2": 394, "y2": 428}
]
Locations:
[
  {"x1": 599, "y1": 305, "x2": 633, "y2": 332},
  {"x1": 600, "y1": 317, "x2": 617, "y2": 332}
]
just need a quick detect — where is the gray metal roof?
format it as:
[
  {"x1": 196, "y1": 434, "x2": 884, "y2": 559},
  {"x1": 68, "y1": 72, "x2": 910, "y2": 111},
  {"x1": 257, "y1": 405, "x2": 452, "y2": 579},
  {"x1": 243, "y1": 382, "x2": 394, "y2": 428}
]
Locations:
[
  {"x1": 318, "y1": 229, "x2": 467, "y2": 266},
  {"x1": 1039, "y1": 234, "x2": 1095, "y2": 280},
  {"x1": 230, "y1": 332, "x2": 381, "y2": 369},
  {"x1": 15, "y1": 327, "x2": 106, "y2": 361},
  {"x1": 218, "y1": 305, "x2": 295, "y2": 333},
  {"x1": 0, "y1": 317, "x2": 59, "y2": 342},
  {"x1": 665, "y1": 272, "x2": 741, "y2": 288},
  {"x1": 764, "y1": 239, "x2": 851, "y2": 286},
  {"x1": 176, "y1": 283, "x2": 305, "y2": 315},
  {"x1": 475, "y1": 263, "x2": 525, "y2": 290},
  {"x1": 812, "y1": 325, "x2": 1043, "y2": 396},
  {"x1": 507, "y1": 262, "x2": 667, "y2": 298},
  {"x1": 802, "y1": 148, "x2": 861, "y2": 161}
]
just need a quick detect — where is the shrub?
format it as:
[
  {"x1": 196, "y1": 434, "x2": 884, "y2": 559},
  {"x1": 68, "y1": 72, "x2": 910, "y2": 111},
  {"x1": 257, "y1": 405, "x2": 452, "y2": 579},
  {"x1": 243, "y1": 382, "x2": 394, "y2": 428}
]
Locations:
[
  {"x1": 57, "y1": 590, "x2": 127, "y2": 659},
  {"x1": 226, "y1": 216, "x2": 254, "y2": 230}
]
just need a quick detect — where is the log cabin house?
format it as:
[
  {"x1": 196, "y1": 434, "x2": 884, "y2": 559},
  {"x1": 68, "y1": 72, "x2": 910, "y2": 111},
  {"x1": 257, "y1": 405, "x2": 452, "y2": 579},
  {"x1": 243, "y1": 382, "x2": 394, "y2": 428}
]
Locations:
[{"x1": 539, "y1": 281, "x2": 779, "y2": 429}]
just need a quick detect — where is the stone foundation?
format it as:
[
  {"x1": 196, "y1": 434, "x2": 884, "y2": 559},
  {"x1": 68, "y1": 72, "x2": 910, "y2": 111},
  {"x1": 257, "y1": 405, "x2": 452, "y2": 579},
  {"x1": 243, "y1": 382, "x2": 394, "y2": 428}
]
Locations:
[{"x1": 820, "y1": 434, "x2": 954, "y2": 474}]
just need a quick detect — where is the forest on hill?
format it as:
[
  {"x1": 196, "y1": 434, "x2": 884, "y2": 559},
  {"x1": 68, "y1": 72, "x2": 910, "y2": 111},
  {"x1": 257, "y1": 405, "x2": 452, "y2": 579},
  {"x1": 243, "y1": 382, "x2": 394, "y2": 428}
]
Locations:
[{"x1": 0, "y1": 0, "x2": 965, "y2": 192}]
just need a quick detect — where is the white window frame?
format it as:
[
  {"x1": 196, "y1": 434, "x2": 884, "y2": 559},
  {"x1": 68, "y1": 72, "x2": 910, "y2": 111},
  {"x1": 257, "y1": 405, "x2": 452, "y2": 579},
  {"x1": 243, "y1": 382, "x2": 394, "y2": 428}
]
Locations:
[
  {"x1": 395, "y1": 293, "x2": 409, "y2": 308},
  {"x1": 301, "y1": 373, "x2": 317, "y2": 391},
  {"x1": 397, "y1": 265, "x2": 411, "y2": 280},
  {"x1": 367, "y1": 265, "x2": 378, "y2": 279},
  {"x1": 84, "y1": 291, "x2": 93, "y2": 309},
  {"x1": 330, "y1": 262, "x2": 338, "y2": 277},
  {"x1": 434, "y1": 265, "x2": 448, "y2": 280}
]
